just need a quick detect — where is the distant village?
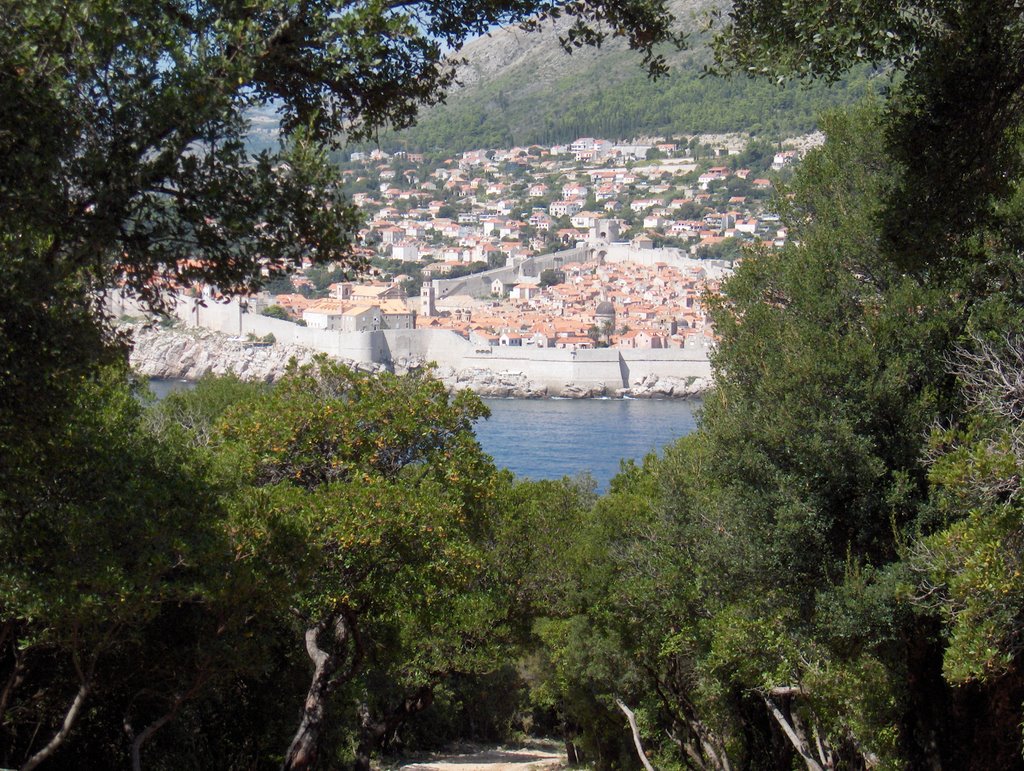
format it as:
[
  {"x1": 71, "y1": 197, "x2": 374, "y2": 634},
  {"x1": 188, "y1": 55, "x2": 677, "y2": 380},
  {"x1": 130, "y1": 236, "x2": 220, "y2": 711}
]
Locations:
[{"x1": 244, "y1": 133, "x2": 816, "y2": 351}]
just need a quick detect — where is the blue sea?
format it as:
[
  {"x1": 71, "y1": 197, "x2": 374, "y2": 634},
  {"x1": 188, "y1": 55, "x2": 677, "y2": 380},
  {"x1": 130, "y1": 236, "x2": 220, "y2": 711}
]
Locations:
[
  {"x1": 148, "y1": 380, "x2": 700, "y2": 492},
  {"x1": 474, "y1": 398, "x2": 699, "y2": 491}
]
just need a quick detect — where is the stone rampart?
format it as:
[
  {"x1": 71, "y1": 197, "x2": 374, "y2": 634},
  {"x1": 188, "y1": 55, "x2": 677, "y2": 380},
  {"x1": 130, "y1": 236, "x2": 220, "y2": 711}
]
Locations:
[
  {"x1": 431, "y1": 246, "x2": 589, "y2": 299},
  {"x1": 110, "y1": 292, "x2": 713, "y2": 397},
  {"x1": 379, "y1": 330, "x2": 712, "y2": 394}
]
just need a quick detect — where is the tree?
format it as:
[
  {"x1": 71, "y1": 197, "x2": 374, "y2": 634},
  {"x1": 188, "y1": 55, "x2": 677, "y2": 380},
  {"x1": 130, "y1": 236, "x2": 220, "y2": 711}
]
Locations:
[
  {"x1": 1, "y1": 0, "x2": 689, "y2": 429},
  {"x1": 539, "y1": 269, "x2": 565, "y2": 288},
  {"x1": 485, "y1": 477, "x2": 610, "y2": 763},
  {"x1": 692, "y1": 104, "x2": 964, "y2": 766},
  {"x1": 587, "y1": 323, "x2": 612, "y2": 348},
  {"x1": 528, "y1": 102, "x2": 1024, "y2": 770},
  {"x1": 0, "y1": 367, "x2": 268, "y2": 769},
  {"x1": 216, "y1": 358, "x2": 501, "y2": 769},
  {"x1": 490, "y1": 6, "x2": 1024, "y2": 770},
  {"x1": 914, "y1": 334, "x2": 1024, "y2": 687},
  {"x1": 656, "y1": 1, "x2": 1024, "y2": 758},
  {"x1": 694, "y1": 236, "x2": 745, "y2": 262},
  {"x1": 711, "y1": 0, "x2": 1024, "y2": 277},
  {"x1": 4, "y1": 0, "x2": 684, "y2": 305},
  {"x1": 261, "y1": 304, "x2": 293, "y2": 321}
]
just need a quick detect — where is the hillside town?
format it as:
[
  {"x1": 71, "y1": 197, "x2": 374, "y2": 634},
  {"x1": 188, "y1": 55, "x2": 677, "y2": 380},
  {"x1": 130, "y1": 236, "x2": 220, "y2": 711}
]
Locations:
[{"x1": 249, "y1": 133, "x2": 814, "y2": 350}]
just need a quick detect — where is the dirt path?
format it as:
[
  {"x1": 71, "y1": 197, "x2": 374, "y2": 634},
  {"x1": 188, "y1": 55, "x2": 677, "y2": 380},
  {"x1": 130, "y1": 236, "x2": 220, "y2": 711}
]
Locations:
[{"x1": 393, "y1": 741, "x2": 566, "y2": 771}]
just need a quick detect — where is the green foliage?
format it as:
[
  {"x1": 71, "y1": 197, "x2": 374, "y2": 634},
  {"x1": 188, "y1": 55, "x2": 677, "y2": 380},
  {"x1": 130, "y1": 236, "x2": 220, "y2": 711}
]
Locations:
[
  {"x1": 373, "y1": 257, "x2": 426, "y2": 296},
  {"x1": 222, "y1": 358, "x2": 489, "y2": 490},
  {"x1": 499, "y1": 5, "x2": 1024, "y2": 770},
  {"x1": 3, "y1": 0, "x2": 682, "y2": 310},
  {"x1": 306, "y1": 265, "x2": 353, "y2": 295},
  {"x1": 683, "y1": 105, "x2": 969, "y2": 763},
  {"x1": 705, "y1": 106, "x2": 944, "y2": 589},
  {"x1": 1, "y1": 369, "x2": 220, "y2": 626},
  {"x1": 519, "y1": 98, "x2": 1024, "y2": 769},
  {"x1": 443, "y1": 261, "x2": 491, "y2": 280},
  {"x1": 0, "y1": 366, "x2": 269, "y2": 768},
  {"x1": 261, "y1": 304, "x2": 293, "y2": 321},
  {"x1": 713, "y1": 0, "x2": 1024, "y2": 280},
  {"x1": 208, "y1": 358, "x2": 510, "y2": 767},
  {"x1": 488, "y1": 477, "x2": 596, "y2": 626},
  {"x1": 914, "y1": 336, "x2": 1024, "y2": 684},
  {"x1": 0, "y1": 0, "x2": 695, "y2": 761},
  {"x1": 11, "y1": 0, "x2": 1024, "y2": 766},
  {"x1": 694, "y1": 236, "x2": 746, "y2": 262},
  {"x1": 0, "y1": 351, "x2": 521, "y2": 767},
  {"x1": 144, "y1": 373, "x2": 266, "y2": 452},
  {"x1": 539, "y1": 269, "x2": 564, "y2": 288}
]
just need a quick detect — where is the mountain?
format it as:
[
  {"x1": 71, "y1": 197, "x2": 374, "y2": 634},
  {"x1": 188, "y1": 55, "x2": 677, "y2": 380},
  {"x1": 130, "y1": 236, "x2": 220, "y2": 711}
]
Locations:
[{"x1": 383, "y1": 0, "x2": 880, "y2": 153}]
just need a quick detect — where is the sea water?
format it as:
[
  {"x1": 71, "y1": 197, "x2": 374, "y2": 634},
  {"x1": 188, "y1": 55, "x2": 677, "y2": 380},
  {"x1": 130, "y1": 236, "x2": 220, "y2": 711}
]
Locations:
[{"x1": 475, "y1": 397, "x2": 699, "y2": 492}]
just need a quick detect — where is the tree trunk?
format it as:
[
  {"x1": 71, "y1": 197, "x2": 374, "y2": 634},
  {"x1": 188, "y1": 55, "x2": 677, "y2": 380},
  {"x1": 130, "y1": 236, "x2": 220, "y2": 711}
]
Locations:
[
  {"x1": 0, "y1": 654, "x2": 25, "y2": 722},
  {"x1": 126, "y1": 666, "x2": 213, "y2": 771},
  {"x1": 615, "y1": 699, "x2": 656, "y2": 771},
  {"x1": 647, "y1": 667, "x2": 731, "y2": 771},
  {"x1": 560, "y1": 718, "x2": 580, "y2": 766},
  {"x1": 565, "y1": 739, "x2": 579, "y2": 766},
  {"x1": 283, "y1": 610, "x2": 357, "y2": 771},
  {"x1": 20, "y1": 682, "x2": 90, "y2": 771},
  {"x1": 353, "y1": 686, "x2": 434, "y2": 771},
  {"x1": 700, "y1": 734, "x2": 732, "y2": 771},
  {"x1": 0, "y1": 626, "x2": 26, "y2": 762}
]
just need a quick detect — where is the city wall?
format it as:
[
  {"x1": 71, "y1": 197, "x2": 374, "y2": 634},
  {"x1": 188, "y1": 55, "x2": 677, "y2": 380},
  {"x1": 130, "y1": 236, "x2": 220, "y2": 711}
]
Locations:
[
  {"x1": 431, "y1": 246, "x2": 590, "y2": 299},
  {"x1": 109, "y1": 293, "x2": 712, "y2": 392}
]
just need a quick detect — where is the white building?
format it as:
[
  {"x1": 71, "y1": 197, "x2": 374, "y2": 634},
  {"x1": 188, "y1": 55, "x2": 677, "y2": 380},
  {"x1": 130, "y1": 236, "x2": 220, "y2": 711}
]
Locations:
[
  {"x1": 303, "y1": 301, "x2": 383, "y2": 332},
  {"x1": 550, "y1": 199, "x2": 583, "y2": 218},
  {"x1": 391, "y1": 242, "x2": 420, "y2": 261}
]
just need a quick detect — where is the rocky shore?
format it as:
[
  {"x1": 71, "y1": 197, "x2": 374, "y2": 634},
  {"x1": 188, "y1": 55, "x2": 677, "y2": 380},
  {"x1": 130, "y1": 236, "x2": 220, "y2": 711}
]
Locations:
[
  {"x1": 129, "y1": 323, "x2": 383, "y2": 381},
  {"x1": 128, "y1": 324, "x2": 710, "y2": 399}
]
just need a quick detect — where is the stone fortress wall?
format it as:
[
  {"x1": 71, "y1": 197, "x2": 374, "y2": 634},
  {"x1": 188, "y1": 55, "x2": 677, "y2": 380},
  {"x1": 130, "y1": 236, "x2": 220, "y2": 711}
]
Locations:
[
  {"x1": 109, "y1": 291, "x2": 713, "y2": 397},
  {"x1": 428, "y1": 243, "x2": 732, "y2": 301},
  {"x1": 429, "y1": 246, "x2": 590, "y2": 300}
]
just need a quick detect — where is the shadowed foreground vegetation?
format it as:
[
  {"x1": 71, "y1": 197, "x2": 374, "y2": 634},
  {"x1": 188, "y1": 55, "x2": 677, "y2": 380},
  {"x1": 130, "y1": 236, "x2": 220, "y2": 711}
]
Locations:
[{"x1": 5, "y1": 0, "x2": 1024, "y2": 767}]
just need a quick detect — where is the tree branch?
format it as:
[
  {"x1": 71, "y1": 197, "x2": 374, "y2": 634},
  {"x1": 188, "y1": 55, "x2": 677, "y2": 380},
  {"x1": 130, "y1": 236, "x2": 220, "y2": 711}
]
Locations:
[
  {"x1": 20, "y1": 682, "x2": 91, "y2": 771},
  {"x1": 761, "y1": 694, "x2": 824, "y2": 771},
  {"x1": 615, "y1": 698, "x2": 656, "y2": 771}
]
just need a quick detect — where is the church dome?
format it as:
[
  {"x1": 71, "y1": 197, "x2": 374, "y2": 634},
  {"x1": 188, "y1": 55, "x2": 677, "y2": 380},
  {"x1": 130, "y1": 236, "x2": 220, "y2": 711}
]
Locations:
[{"x1": 595, "y1": 300, "x2": 615, "y2": 319}]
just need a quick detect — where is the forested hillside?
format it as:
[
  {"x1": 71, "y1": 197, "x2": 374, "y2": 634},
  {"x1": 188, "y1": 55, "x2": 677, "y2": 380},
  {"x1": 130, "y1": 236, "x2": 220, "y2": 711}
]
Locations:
[
  {"x1": 5, "y1": 0, "x2": 1024, "y2": 768},
  {"x1": 388, "y1": 58, "x2": 880, "y2": 151},
  {"x1": 382, "y1": 0, "x2": 881, "y2": 151}
]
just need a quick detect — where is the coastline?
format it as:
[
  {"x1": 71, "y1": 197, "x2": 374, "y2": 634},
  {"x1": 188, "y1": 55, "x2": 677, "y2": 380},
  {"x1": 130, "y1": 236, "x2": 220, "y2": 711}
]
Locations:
[{"x1": 128, "y1": 323, "x2": 712, "y2": 400}]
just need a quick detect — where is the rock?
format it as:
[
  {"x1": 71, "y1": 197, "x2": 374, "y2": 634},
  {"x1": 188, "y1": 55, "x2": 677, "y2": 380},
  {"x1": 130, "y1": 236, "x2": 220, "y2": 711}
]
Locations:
[
  {"x1": 129, "y1": 323, "x2": 331, "y2": 382},
  {"x1": 436, "y1": 367, "x2": 546, "y2": 398},
  {"x1": 432, "y1": 365, "x2": 456, "y2": 381},
  {"x1": 653, "y1": 378, "x2": 676, "y2": 396},
  {"x1": 676, "y1": 376, "x2": 712, "y2": 398},
  {"x1": 558, "y1": 383, "x2": 607, "y2": 398},
  {"x1": 623, "y1": 374, "x2": 711, "y2": 399}
]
